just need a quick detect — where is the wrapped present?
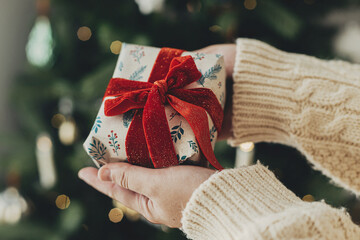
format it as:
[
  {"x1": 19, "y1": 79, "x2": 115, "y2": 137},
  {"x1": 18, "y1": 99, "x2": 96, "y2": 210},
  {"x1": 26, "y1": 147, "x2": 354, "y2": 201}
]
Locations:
[{"x1": 83, "y1": 43, "x2": 226, "y2": 169}]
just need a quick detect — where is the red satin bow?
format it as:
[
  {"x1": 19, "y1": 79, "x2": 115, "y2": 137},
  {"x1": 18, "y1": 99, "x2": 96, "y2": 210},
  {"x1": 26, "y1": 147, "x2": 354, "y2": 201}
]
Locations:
[{"x1": 103, "y1": 48, "x2": 223, "y2": 169}]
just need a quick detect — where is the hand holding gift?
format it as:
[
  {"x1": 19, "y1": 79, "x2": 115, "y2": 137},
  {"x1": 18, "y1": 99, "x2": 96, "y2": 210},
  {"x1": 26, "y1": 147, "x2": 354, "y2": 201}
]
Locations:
[
  {"x1": 79, "y1": 162, "x2": 215, "y2": 228},
  {"x1": 79, "y1": 44, "x2": 236, "y2": 228},
  {"x1": 84, "y1": 43, "x2": 227, "y2": 169}
]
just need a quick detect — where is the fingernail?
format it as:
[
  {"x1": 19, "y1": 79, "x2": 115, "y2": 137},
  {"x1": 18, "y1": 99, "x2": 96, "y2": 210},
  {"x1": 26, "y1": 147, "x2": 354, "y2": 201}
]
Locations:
[{"x1": 99, "y1": 167, "x2": 111, "y2": 181}]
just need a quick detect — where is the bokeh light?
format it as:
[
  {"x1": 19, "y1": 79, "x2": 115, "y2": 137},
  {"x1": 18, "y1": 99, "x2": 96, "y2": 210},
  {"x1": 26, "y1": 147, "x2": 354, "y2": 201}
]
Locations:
[
  {"x1": 59, "y1": 120, "x2": 77, "y2": 145},
  {"x1": 108, "y1": 208, "x2": 124, "y2": 223},
  {"x1": 302, "y1": 194, "x2": 315, "y2": 202},
  {"x1": 77, "y1": 26, "x2": 92, "y2": 41},
  {"x1": 244, "y1": 0, "x2": 257, "y2": 10},
  {"x1": 51, "y1": 113, "x2": 66, "y2": 129},
  {"x1": 36, "y1": 133, "x2": 56, "y2": 189},
  {"x1": 56, "y1": 194, "x2": 71, "y2": 210},
  {"x1": 239, "y1": 142, "x2": 255, "y2": 152},
  {"x1": 26, "y1": 16, "x2": 54, "y2": 67},
  {"x1": 110, "y1": 41, "x2": 122, "y2": 55}
]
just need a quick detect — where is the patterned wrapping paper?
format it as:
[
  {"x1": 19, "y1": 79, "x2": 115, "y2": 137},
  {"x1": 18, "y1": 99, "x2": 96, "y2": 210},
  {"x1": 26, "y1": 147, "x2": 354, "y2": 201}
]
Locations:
[{"x1": 83, "y1": 43, "x2": 226, "y2": 168}]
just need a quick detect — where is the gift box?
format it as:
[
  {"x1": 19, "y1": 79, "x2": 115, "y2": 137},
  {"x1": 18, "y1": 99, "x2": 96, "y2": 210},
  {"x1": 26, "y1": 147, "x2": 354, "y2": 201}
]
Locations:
[{"x1": 83, "y1": 43, "x2": 226, "y2": 169}]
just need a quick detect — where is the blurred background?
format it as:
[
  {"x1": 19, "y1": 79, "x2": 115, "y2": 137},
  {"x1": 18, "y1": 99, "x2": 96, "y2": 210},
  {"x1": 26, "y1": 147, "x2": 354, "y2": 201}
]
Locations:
[{"x1": 1, "y1": 0, "x2": 360, "y2": 239}]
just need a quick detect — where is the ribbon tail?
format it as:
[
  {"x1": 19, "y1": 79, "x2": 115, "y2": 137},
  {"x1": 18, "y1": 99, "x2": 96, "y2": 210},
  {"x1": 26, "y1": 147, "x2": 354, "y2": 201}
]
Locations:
[
  {"x1": 170, "y1": 88, "x2": 224, "y2": 132},
  {"x1": 143, "y1": 90, "x2": 178, "y2": 168},
  {"x1": 167, "y1": 95, "x2": 223, "y2": 170},
  {"x1": 126, "y1": 110, "x2": 153, "y2": 168}
]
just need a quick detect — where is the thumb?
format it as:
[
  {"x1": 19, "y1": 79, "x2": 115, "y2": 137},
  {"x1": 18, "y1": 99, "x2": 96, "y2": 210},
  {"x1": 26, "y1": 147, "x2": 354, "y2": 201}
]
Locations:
[{"x1": 98, "y1": 162, "x2": 158, "y2": 197}]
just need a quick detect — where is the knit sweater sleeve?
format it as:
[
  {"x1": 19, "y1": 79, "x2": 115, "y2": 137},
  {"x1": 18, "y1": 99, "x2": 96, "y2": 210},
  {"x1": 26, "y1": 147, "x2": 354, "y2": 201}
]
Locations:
[
  {"x1": 181, "y1": 164, "x2": 360, "y2": 239},
  {"x1": 181, "y1": 39, "x2": 360, "y2": 239},
  {"x1": 229, "y1": 38, "x2": 360, "y2": 194}
]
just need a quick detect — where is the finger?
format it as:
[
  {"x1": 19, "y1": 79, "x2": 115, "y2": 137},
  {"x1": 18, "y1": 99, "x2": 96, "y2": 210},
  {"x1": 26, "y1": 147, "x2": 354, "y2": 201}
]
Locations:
[
  {"x1": 79, "y1": 167, "x2": 138, "y2": 208},
  {"x1": 78, "y1": 167, "x2": 153, "y2": 217},
  {"x1": 97, "y1": 163, "x2": 159, "y2": 198}
]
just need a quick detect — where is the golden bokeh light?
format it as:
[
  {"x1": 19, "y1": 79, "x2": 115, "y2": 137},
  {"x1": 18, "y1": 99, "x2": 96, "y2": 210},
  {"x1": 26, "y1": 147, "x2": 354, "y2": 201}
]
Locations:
[
  {"x1": 77, "y1": 26, "x2": 92, "y2": 41},
  {"x1": 113, "y1": 200, "x2": 140, "y2": 221},
  {"x1": 108, "y1": 208, "x2": 124, "y2": 223},
  {"x1": 244, "y1": 0, "x2": 257, "y2": 10},
  {"x1": 113, "y1": 200, "x2": 128, "y2": 212},
  {"x1": 51, "y1": 113, "x2": 66, "y2": 128},
  {"x1": 125, "y1": 207, "x2": 141, "y2": 221},
  {"x1": 56, "y1": 194, "x2": 70, "y2": 210},
  {"x1": 110, "y1": 41, "x2": 122, "y2": 55},
  {"x1": 209, "y1": 25, "x2": 222, "y2": 33},
  {"x1": 302, "y1": 194, "x2": 315, "y2": 202}
]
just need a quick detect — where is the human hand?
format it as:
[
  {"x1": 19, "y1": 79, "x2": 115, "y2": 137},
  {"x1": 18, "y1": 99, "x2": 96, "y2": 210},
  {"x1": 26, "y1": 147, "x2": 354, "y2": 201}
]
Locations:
[
  {"x1": 78, "y1": 163, "x2": 215, "y2": 228},
  {"x1": 78, "y1": 44, "x2": 234, "y2": 228},
  {"x1": 195, "y1": 44, "x2": 236, "y2": 141}
]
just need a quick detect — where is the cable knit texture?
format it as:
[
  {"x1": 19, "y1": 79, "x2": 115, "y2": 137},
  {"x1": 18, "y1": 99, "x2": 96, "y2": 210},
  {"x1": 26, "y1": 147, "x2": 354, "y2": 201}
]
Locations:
[
  {"x1": 228, "y1": 38, "x2": 360, "y2": 195},
  {"x1": 181, "y1": 39, "x2": 360, "y2": 239},
  {"x1": 182, "y1": 164, "x2": 360, "y2": 239}
]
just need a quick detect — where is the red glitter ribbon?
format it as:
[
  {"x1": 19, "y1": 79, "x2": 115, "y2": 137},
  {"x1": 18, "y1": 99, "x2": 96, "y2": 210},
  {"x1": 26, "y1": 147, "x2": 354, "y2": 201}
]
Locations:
[{"x1": 104, "y1": 48, "x2": 224, "y2": 169}]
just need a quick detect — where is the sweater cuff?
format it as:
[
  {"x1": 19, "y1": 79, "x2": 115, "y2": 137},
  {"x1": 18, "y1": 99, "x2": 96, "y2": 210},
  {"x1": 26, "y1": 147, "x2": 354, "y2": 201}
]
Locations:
[
  {"x1": 181, "y1": 163, "x2": 301, "y2": 240},
  {"x1": 229, "y1": 38, "x2": 300, "y2": 147}
]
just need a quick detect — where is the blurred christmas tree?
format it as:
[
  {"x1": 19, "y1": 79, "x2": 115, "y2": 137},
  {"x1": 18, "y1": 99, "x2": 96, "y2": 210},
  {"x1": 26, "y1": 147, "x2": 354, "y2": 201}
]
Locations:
[{"x1": 0, "y1": 0, "x2": 359, "y2": 239}]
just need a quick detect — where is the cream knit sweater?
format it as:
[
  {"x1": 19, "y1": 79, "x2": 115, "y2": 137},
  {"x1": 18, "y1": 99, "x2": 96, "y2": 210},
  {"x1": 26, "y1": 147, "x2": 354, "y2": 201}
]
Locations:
[{"x1": 181, "y1": 39, "x2": 360, "y2": 240}]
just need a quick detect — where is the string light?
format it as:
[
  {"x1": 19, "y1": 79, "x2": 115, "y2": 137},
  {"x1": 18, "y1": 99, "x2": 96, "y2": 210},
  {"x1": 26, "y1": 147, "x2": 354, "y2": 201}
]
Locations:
[
  {"x1": 334, "y1": 22, "x2": 360, "y2": 63},
  {"x1": 235, "y1": 142, "x2": 255, "y2": 167},
  {"x1": 77, "y1": 26, "x2": 92, "y2": 41},
  {"x1": 26, "y1": 16, "x2": 54, "y2": 67},
  {"x1": 36, "y1": 133, "x2": 56, "y2": 189},
  {"x1": 110, "y1": 41, "x2": 122, "y2": 55},
  {"x1": 134, "y1": 0, "x2": 165, "y2": 15},
  {"x1": 239, "y1": 142, "x2": 254, "y2": 152},
  {"x1": 59, "y1": 119, "x2": 77, "y2": 145},
  {"x1": 108, "y1": 208, "x2": 124, "y2": 223},
  {"x1": 57, "y1": 97, "x2": 76, "y2": 145},
  {"x1": 55, "y1": 194, "x2": 70, "y2": 210},
  {"x1": 0, "y1": 187, "x2": 28, "y2": 225},
  {"x1": 36, "y1": 134, "x2": 52, "y2": 152},
  {"x1": 244, "y1": 0, "x2": 257, "y2": 10}
]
